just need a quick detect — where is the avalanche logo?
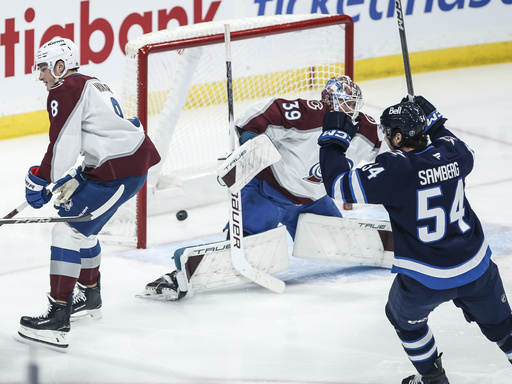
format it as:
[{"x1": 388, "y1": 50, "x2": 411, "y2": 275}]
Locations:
[
  {"x1": 63, "y1": 199, "x2": 73, "y2": 212},
  {"x1": 303, "y1": 163, "x2": 323, "y2": 184}
]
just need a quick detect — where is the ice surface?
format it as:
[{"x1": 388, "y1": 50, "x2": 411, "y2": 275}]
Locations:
[{"x1": 1, "y1": 64, "x2": 511, "y2": 383}]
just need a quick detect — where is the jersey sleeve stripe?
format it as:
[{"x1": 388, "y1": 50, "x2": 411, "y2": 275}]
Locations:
[
  {"x1": 332, "y1": 173, "x2": 346, "y2": 201},
  {"x1": 348, "y1": 170, "x2": 367, "y2": 204}
]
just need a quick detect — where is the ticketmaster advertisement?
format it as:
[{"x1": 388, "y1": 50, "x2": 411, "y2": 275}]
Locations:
[{"x1": 0, "y1": 0, "x2": 511, "y2": 129}]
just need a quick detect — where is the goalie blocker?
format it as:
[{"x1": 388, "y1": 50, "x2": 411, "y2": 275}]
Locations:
[
  {"x1": 217, "y1": 133, "x2": 281, "y2": 193},
  {"x1": 139, "y1": 214, "x2": 394, "y2": 301}
]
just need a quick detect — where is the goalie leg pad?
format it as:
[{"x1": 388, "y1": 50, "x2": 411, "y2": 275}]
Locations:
[
  {"x1": 180, "y1": 226, "x2": 289, "y2": 293},
  {"x1": 292, "y1": 213, "x2": 394, "y2": 268},
  {"x1": 138, "y1": 226, "x2": 289, "y2": 300}
]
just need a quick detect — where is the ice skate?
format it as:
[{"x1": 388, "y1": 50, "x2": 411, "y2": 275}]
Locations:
[
  {"x1": 18, "y1": 294, "x2": 72, "y2": 348},
  {"x1": 402, "y1": 354, "x2": 449, "y2": 384},
  {"x1": 137, "y1": 270, "x2": 187, "y2": 301},
  {"x1": 71, "y1": 275, "x2": 102, "y2": 320}
]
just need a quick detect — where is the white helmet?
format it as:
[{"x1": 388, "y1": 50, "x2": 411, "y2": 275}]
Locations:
[
  {"x1": 321, "y1": 75, "x2": 363, "y2": 119},
  {"x1": 33, "y1": 37, "x2": 80, "y2": 80}
]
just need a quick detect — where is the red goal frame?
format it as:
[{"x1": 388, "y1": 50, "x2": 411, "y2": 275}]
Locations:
[{"x1": 134, "y1": 14, "x2": 354, "y2": 248}]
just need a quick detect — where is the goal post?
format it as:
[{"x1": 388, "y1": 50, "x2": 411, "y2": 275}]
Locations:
[{"x1": 109, "y1": 14, "x2": 354, "y2": 249}]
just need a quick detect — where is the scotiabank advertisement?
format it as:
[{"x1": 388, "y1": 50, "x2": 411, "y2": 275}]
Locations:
[{"x1": 1, "y1": 0, "x2": 511, "y2": 117}]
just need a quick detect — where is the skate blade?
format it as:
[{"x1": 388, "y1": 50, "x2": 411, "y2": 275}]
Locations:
[
  {"x1": 71, "y1": 308, "x2": 103, "y2": 322},
  {"x1": 17, "y1": 326, "x2": 69, "y2": 349},
  {"x1": 136, "y1": 289, "x2": 179, "y2": 301}
]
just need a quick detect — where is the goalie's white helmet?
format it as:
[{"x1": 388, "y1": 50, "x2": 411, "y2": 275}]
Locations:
[
  {"x1": 321, "y1": 76, "x2": 363, "y2": 118},
  {"x1": 33, "y1": 37, "x2": 80, "y2": 80}
]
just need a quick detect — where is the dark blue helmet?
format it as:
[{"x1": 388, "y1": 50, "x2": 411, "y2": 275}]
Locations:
[{"x1": 379, "y1": 102, "x2": 427, "y2": 140}]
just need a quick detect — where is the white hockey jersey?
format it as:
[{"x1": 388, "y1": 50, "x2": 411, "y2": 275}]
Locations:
[
  {"x1": 38, "y1": 73, "x2": 160, "y2": 183},
  {"x1": 235, "y1": 97, "x2": 382, "y2": 205}
]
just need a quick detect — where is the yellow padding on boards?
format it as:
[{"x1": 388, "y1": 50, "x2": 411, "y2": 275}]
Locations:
[
  {"x1": 0, "y1": 110, "x2": 48, "y2": 140},
  {"x1": 2, "y1": 41, "x2": 511, "y2": 141},
  {"x1": 354, "y1": 41, "x2": 512, "y2": 81}
]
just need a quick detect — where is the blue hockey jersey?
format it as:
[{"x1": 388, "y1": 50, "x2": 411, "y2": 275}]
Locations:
[{"x1": 320, "y1": 126, "x2": 491, "y2": 290}]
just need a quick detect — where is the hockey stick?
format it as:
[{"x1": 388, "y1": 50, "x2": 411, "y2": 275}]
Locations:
[
  {"x1": 0, "y1": 184, "x2": 124, "y2": 225},
  {"x1": 0, "y1": 201, "x2": 29, "y2": 227},
  {"x1": 224, "y1": 24, "x2": 285, "y2": 294},
  {"x1": 0, "y1": 183, "x2": 55, "y2": 227},
  {"x1": 395, "y1": 0, "x2": 414, "y2": 100}
]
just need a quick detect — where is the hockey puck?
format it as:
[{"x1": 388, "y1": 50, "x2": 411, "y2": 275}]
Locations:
[{"x1": 176, "y1": 210, "x2": 188, "y2": 221}]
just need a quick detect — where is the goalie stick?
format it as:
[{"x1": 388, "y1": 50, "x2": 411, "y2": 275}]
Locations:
[
  {"x1": 0, "y1": 184, "x2": 124, "y2": 225},
  {"x1": 224, "y1": 24, "x2": 285, "y2": 294}
]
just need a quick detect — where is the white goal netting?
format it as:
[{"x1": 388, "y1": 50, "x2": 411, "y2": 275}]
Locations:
[{"x1": 100, "y1": 14, "x2": 353, "y2": 247}]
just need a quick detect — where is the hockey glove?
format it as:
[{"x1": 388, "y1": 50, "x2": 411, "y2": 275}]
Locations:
[
  {"x1": 318, "y1": 111, "x2": 359, "y2": 152},
  {"x1": 239, "y1": 130, "x2": 258, "y2": 145},
  {"x1": 53, "y1": 166, "x2": 83, "y2": 207},
  {"x1": 403, "y1": 95, "x2": 447, "y2": 134},
  {"x1": 25, "y1": 166, "x2": 52, "y2": 209}
]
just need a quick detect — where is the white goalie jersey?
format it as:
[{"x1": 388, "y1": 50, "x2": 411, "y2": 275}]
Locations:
[{"x1": 235, "y1": 97, "x2": 383, "y2": 205}]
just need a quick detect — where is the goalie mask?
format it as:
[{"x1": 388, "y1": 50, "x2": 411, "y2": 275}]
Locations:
[
  {"x1": 32, "y1": 37, "x2": 80, "y2": 80},
  {"x1": 321, "y1": 76, "x2": 363, "y2": 119},
  {"x1": 379, "y1": 102, "x2": 427, "y2": 142}
]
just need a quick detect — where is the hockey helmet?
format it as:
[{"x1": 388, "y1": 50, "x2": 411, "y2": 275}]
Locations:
[
  {"x1": 33, "y1": 37, "x2": 80, "y2": 80},
  {"x1": 321, "y1": 75, "x2": 363, "y2": 118},
  {"x1": 379, "y1": 102, "x2": 427, "y2": 141}
]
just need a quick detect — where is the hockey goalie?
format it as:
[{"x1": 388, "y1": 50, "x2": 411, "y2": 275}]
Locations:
[{"x1": 139, "y1": 75, "x2": 393, "y2": 301}]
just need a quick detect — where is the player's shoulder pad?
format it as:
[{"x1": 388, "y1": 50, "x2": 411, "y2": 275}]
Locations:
[
  {"x1": 287, "y1": 98, "x2": 327, "y2": 112},
  {"x1": 377, "y1": 149, "x2": 410, "y2": 167},
  {"x1": 434, "y1": 135, "x2": 458, "y2": 144},
  {"x1": 355, "y1": 112, "x2": 380, "y2": 146},
  {"x1": 357, "y1": 112, "x2": 377, "y2": 126}
]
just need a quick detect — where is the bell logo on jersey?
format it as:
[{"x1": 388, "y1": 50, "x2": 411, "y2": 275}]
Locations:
[{"x1": 303, "y1": 163, "x2": 323, "y2": 184}]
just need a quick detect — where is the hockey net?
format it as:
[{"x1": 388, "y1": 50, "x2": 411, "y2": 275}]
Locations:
[{"x1": 101, "y1": 14, "x2": 354, "y2": 248}]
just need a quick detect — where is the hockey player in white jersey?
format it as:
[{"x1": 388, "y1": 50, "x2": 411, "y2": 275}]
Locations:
[
  {"x1": 19, "y1": 37, "x2": 160, "y2": 348},
  {"x1": 141, "y1": 76, "x2": 385, "y2": 301}
]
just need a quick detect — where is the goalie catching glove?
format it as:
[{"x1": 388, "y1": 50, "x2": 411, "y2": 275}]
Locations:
[
  {"x1": 317, "y1": 111, "x2": 359, "y2": 152},
  {"x1": 52, "y1": 166, "x2": 84, "y2": 207}
]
